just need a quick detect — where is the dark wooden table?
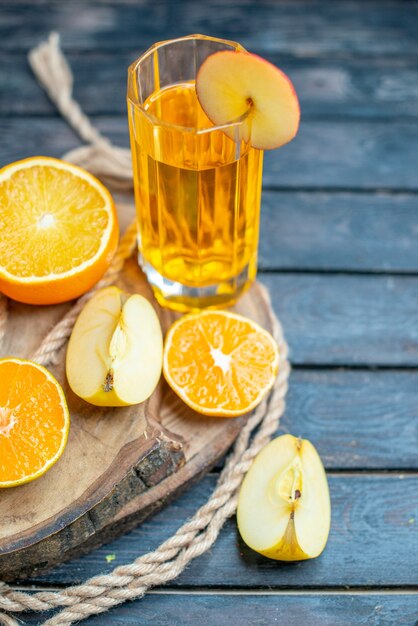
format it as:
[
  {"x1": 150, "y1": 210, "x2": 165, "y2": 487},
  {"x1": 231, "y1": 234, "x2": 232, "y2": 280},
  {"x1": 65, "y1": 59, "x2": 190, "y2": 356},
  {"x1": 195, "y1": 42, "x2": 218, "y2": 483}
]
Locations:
[{"x1": 1, "y1": 1, "x2": 418, "y2": 624}]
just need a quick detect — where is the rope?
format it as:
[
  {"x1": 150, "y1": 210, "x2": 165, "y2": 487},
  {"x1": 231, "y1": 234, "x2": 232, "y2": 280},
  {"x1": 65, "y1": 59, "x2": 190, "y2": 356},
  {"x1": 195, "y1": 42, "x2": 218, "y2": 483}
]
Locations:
[
  {"x1": 0, "y1": 299, "x2": 289, "y2": 626},
  {"x1": 0, "y1": 296, "x2": 7, "y2": 348},
  {"x1": 0, "y1": 611, "x2": 22, "y2": 626},
  {"x1": 31, "y1": 220, "x2": 138, "y2": 366},
  {"x1": 28, "y1": 32, "x2": 133, "y2": 190},
  {"x1": 28, "y1": 33, "x2": 105, "y2": 147},
  {"x1": 0, "y1": 34, "x2": 292, "y2": 625},
  {"x1": 0, "y1": 32, "x2": 135, "y2": 346}
]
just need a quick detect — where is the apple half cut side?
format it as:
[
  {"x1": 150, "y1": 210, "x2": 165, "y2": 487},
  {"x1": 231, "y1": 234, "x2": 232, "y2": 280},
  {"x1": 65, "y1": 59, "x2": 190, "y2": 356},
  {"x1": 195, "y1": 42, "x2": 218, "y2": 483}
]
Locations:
[
  {"x1": 66, "y1": 286, "x2": 163, "y2": 407},
  {"x1": 196, "y1": 50, "x2": 300, "y2": 150},
  {"x1": 237, "y1": 434, "x2": 331, "y2": 560}
]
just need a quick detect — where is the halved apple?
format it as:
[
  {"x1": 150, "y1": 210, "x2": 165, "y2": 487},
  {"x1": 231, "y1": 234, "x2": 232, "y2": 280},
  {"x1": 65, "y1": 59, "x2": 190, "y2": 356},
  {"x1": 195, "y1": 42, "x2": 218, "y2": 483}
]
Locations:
[
  {"x1": 196, "y1": 50, "x2": 300, "y2": 150},
  {"x1": 66, "y1": 286, "x2": 163, "y2": 406},
  {"x1": 237, "y1": 434, "x2": 331, "y2": 560}
]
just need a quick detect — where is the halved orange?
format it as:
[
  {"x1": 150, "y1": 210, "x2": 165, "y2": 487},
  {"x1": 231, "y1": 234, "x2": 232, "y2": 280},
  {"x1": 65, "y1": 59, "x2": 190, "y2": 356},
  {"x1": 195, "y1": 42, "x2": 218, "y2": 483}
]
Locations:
[
  {"x1": 163, "y1": 311, "x2": 279, "y2": 417},
  {"x1": 0, "y1": 156, "x2": 119, "y2": 305},
  {"x1": 0, "y1": 358, "x2": 69, "y2": 488}
]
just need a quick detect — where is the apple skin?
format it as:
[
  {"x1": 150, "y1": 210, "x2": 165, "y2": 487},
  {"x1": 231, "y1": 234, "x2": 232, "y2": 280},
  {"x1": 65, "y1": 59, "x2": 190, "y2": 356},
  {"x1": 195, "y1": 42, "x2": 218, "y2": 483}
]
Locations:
[
  {"x1": 237, "y1": 434, "x2": 331, "y2": 561},
  {"x1": 66, "y1": 286, "x2": 163, "y2": 407},
  {"x1": 259, "y1": 515, "x2": 310, "y2": 562},
  {"x1": 196, "y1": 50, "x2": 300, "y2": 150}
]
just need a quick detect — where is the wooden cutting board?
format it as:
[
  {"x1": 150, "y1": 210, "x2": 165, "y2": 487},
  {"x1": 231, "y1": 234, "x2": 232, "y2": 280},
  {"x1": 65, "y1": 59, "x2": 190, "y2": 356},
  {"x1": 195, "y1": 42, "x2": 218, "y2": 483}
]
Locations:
[{"x1": 0, "y1": 210, "x2": 276, "y2": 581}]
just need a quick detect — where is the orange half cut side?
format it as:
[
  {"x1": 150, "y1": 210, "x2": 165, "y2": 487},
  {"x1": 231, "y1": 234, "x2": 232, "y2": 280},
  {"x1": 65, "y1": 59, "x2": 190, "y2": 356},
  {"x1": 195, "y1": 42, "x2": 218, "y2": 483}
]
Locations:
[
  {"x1": 163, "y1": 311, "x2": 279, "y2": 417},
  {"x1": 0, "y1": 156, "x2": 119, "y2": 305},
  {"x1": 0, "y1": 358, "x2": 70, "y2": 488}
]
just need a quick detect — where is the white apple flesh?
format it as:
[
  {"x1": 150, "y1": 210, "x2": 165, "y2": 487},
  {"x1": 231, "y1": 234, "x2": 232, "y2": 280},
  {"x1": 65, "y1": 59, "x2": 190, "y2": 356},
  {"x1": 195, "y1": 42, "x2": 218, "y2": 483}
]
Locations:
[
  {"x1": 196, "y1": 50, "x2": 300, "y2": 150},
  {"x1": 237, "y1": 434, "x2": 331, "y2": 560},
  {"x1": 66, "y1": 286, "x2": 163, "y2": 406}
]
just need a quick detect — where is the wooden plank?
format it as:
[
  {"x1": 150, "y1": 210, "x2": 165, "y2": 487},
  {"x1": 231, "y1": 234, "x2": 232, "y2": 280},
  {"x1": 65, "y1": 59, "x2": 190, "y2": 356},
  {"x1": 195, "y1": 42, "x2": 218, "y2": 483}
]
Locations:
[
  {"x1": 1, "y1": 1, "x2": 418, "y2": 55},
  {"x1": 17, "y1": 592, "x2": 418, "y2": 625},
  {"x1": 1, "y1": 201, "x2": 418, "y2": 366},
  {"x1": 2, "y1": 257, "x2": 418, "y2": 368},
  {"x1": 0, "y1": 280, "x2": 276, "y2": 582},
  {"x1": 3, "y1": 53, "x2": 418, "y2": 119},
  {"x1": 210, "y1": 370, "x2": 418, "y2": 471},
  {"x1": 29, "y1": 473, "x2": 418, "y2": 587},
  {"x1": 262, "y1": 273, "x2": 418, "y2": 366},
  {"x1": 265, "y1": 370, "x2": 418, "y2": 470},
  {"x1": 6, "y1": 366, "x2": 412, "y2": 579},
  {"x1": 2, "y1": 117, "x2": 418, "y2": 191},
  {"x1": 259, "y1": 191, "x2": 418, "y2": 273}
]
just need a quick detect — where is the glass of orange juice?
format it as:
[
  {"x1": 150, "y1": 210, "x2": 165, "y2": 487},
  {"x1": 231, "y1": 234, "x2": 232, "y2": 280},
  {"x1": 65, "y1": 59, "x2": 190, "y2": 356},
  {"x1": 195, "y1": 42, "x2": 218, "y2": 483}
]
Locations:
[{"x1": 127, "y1": 34, "x2": 263, "y2": 312}]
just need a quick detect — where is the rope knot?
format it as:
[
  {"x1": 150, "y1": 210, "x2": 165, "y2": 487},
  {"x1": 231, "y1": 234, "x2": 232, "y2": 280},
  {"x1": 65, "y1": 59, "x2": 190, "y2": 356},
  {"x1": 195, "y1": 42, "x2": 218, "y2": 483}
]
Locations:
[{"x1": 0, "y1": 33, "x2": 291, "y2": 626}]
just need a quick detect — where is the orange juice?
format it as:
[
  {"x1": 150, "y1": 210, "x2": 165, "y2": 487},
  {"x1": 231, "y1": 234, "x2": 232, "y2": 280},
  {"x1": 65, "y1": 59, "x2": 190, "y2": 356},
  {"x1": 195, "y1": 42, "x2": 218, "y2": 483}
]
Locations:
[{"x1": 127, "y1": 36, "x2": 264, "y2": 311}]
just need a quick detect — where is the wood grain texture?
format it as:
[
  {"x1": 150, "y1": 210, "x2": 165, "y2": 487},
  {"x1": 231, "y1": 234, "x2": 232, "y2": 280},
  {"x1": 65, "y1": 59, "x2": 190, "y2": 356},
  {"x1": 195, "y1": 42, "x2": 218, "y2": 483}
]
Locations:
[
  {"x1": 3, "y1": 53, "x2": 418, "y2": 119},
  {"x1": 0, "y1": 268, "x2": 276, "y2": 581},
  {"x1": 31, "y1": 473, "x2": 418, "y2": 587},
  {"x1": 1, "y1": 0, "x2": 418, "y2": 618},
  {"x1": 259, "y1": 191, "x2": 418, "y2": 272},
  {"x1": 252, "y1": 369, "x2": 418, "y2": 470},
  {"x1": 1, "y1": 1, "x2": 418, "y2": 55},
  {"x1": 7, "y1": 272, "x2": 418, "y2": 373},
  {"x1": 7, "y1": 368, "x2": 416, "y2": 576},
  {"x1": 1, "y1": 182, "x2": 417, "y2": 276},
  {"x1": 262, "y1": 273, "x2": 418, "y2": 366},
  {"x1": 16, "y1": 592, "x2": 418, "y2": 626},
  {"x1": 0, "y1": 260, "x2": 183, "y2": 567},
  {"x1": 2, "y1": 117, "x2": 418, "y2": 191}
]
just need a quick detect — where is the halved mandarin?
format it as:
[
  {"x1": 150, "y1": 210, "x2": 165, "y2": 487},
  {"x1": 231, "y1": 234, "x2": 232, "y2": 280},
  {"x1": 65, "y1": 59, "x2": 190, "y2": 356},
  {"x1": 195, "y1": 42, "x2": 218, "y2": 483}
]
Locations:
[
  {"x1": 196, "y1": 50, "x2": 300, "y2": 150},
  {"x1": 163, "y1": 311, "x2": 279, "y2": 417},
  {"x1": 0, "y1": 156, "x2": 119, "y2": 305},
  {"x1": 0, "y1": 358, "x2": 69, "y2": 488}
]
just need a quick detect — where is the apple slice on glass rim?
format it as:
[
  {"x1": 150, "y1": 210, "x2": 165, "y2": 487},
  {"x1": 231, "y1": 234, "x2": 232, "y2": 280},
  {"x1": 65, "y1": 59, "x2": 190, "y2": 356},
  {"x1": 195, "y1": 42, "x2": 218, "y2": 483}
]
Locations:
[{"x1": 196, "y1": 50, "x2": 300, "y2": 150}]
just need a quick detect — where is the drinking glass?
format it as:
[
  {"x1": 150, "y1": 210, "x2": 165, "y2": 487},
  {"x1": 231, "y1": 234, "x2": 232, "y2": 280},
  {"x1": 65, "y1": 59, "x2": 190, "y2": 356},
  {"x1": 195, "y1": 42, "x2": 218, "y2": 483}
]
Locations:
[{"x1": 127, "y1": 34, "x2": 263, "y2": 311}]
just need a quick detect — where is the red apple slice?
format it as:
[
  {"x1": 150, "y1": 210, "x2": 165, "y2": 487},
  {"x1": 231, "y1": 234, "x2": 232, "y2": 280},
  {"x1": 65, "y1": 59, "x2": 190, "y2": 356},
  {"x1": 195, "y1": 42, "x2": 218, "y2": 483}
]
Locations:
[{"x1": 196, "y1": 50, "x2": 300, "y2": 150}]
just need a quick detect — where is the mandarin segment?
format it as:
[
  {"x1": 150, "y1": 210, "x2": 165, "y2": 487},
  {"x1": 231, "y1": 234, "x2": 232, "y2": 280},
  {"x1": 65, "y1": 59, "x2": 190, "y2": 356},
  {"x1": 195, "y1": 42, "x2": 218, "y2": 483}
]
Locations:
[
  {"x1": 0, "y1": 358, "x2": 69, "y2": 488},
  {"x1": 0, "y1": 156, "x2": 119, "y2": 305},
  {"x1": 163, "y1": 311, "x2": 279, "y2": 417}
]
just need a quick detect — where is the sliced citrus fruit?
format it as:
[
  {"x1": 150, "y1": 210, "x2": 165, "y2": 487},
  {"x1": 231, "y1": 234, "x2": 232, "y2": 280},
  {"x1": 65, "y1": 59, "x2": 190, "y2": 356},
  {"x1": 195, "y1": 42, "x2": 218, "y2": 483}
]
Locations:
[
  {"x1": 0, "y1": 156, "x2": 119, "y2": 305},
  {"x1": 196, "y1": 50, "x2": 300, "y2": 150},
  {"x1": 0, "y1": 358, "x2": 70, "y2": 488},
  {"x1": 163, "y1": 311, "x2": 279, "y2": 417}
]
